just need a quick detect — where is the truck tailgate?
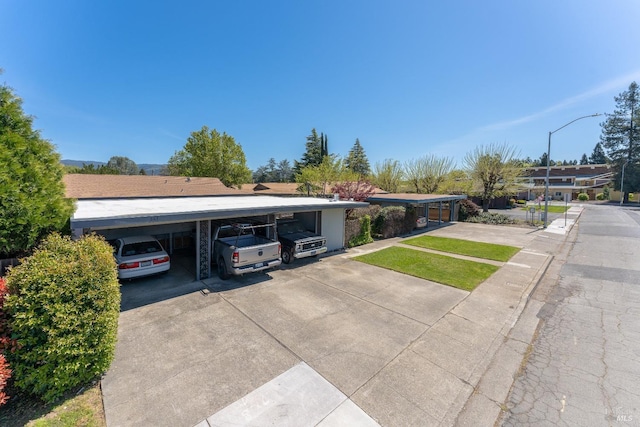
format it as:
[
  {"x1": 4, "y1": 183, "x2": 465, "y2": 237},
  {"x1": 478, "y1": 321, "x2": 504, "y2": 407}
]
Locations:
[{"x1": 234, "y1": 241, "x2": 281, "y2": 267}]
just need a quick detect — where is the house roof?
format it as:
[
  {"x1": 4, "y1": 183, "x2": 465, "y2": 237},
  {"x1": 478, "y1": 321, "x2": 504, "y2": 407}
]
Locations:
[
  {"x1": 524, "y1": 164, "x2": 612, "y2": 178},
  {"x1": 367, "y1": 193, "x2": 467, "y2": 204},
  {"x1": 249, "y1": 182, "x2": 389, "y2": 196},
  {"x1": 251, "y1": 182, "x2": 302, "y2": 195},
  {"x1": 63, "y1": 174, "x2": 251, "y2": 199}
]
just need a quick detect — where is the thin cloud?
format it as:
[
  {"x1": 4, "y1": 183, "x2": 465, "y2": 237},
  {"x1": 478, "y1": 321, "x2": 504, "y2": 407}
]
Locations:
[
  {"x1": 481, "y1": 70, "x2": 640, "y2": 132},
  {"x1": 158, "y1": 128, "x2": 185, "y2": 141}
]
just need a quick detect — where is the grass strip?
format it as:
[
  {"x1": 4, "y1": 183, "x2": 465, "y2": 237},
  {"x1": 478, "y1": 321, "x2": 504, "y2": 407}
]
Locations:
[
  {"x1": 354, "y1": 246, "x2": 498, "y2": 291},
  {"x1": 521, "y1": 205, "x2": 569, "y2": 213},
  {"x1": 402, "y1": 235, "x2": 520, "y2": 262}
]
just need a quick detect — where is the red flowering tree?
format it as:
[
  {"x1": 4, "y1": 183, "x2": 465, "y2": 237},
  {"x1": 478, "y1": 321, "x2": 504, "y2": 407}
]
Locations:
[{"x1": 331, "y1": 179, "x2": 377, "y2": 202}]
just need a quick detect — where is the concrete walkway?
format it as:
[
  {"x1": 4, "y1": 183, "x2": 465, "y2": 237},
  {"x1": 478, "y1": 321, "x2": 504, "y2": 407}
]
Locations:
[{"x1": 102, "y1": 219, "x2": 578, "y2": 426}]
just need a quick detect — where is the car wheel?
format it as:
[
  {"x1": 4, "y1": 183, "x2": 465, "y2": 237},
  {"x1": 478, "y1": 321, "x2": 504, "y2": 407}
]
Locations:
[
  {"x1": 217, "y1": 258, "x2": 230, "y2": 280},
  {"x1": 282, "y1": 249, "x2": 292, "y2": 264}
]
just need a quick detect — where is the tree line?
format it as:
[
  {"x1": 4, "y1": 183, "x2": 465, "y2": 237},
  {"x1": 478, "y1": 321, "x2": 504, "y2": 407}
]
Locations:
[{"x1": 62, "y1": 81, "x2": 640, "y2": 206}]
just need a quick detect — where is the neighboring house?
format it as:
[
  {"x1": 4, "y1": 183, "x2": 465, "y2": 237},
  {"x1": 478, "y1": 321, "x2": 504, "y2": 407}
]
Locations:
[
  {"x1": 63, "y1": 174, "x2": 251, "y2": 198},
  {"x1": 517, "y1": 164, "x2": 614, "y2": 201},
  {"x1": 250, "y1": 182, "x2": 302, "y2": 196},
  {"x1": 248, "y1": 182, "x2": 388, "y2": 197},
  {"x1": 64, "y1": 174, "x2": 367, "y2": 280}
]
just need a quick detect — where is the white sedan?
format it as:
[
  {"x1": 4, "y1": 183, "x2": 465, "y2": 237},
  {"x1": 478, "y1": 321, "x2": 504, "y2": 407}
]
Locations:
[{"x1": 112, "y1": 236, "x2": 170, "y2": 279}]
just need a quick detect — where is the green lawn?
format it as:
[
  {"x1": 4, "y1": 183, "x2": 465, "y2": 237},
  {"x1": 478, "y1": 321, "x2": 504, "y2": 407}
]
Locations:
[
  {"x1": 522, "y1": 205, "x2": 569, "y2": 213},
  {"x1": 402, "y1": 235, "x2": 520, "y2": 262},
  {"x1": 354, "y1": 246, "x2": 498, "y2": 291}
]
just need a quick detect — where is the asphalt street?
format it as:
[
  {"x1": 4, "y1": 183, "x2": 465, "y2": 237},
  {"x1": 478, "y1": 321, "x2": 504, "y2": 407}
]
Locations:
[{"x1": 501, "y1": 204, "x2": 640, "y2": 426}]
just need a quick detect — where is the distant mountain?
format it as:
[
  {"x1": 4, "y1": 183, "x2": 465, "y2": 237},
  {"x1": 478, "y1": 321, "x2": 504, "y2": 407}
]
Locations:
[
  {"x1": 61, "y1": 159, "x2": 167, "y2": 175},
  {"x1": 61, "y1": 159, "x2": 105, "y2": 168},
  {"x1": 138, "y1": 164, "x2": 167, "y2": 176}
]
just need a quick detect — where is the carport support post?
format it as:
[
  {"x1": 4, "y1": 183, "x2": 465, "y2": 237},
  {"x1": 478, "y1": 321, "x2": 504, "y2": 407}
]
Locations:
[{"x1": 195, "y1": 220, "x2": 211, "y2": 280}]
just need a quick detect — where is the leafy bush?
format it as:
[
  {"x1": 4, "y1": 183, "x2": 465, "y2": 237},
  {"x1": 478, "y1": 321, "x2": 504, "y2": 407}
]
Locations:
[
  {"x1": 458, "y1": 199, "x2": 481, "y2": 221},
  {"x1": 465, "y1": 212, "x2": 518, "y2": 225},
  {"x1": 517, "y1": 200, "x2": 527, "y2": 205},
  {"x1": 509, "y1": 198, "x2": 516, "y2": 207},
  {"x1": 0, "y1": 354, "x2": 9, "y2": 407},
  {"x1": 5, "y1": 233, "x2": 120, "y2": 402},
  {"x1": 0, "y1": 277, "x2": 13, "y2": 407},
  {"x1": 371, "y1": 206, "x2": 411, "y2": 238},
  {"x1": 349, "y1": 215, "x2": 374, "y2": 247},
  {"x1": 602, "y1": 186, "x2": 610, "y2": 200},
  {"x1": 596, "y1": 193, "x2": 605, "y2": 200},
  {"x1": 577, "y1": 193, "x2": 589, "y2": 201}
]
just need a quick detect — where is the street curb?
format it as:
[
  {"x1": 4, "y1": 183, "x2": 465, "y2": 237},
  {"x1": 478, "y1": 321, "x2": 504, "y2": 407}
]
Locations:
[{"x1": 454, "y1": 250, "x2": 556, "y2": 426}]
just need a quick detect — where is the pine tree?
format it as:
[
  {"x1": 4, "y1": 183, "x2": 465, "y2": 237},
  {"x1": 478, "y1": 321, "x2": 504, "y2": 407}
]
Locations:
[
  {"x1": 294, "y1": 128, "x2": 326, "y2": 174},
  {"x1": 600, "y1": 81, "x2": 640, "y2": 199},
  {"x1": 589, "y1": 142, "x2": 608, "y2": 164},
  {"x1": 345, "y1": 138, "x2": 371, "y2": 177}
]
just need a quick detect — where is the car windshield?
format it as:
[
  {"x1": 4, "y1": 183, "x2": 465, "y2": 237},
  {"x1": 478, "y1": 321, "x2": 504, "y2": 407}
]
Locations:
[
  {"x1": 279, "y1": 222, "x2": 307, "y2": 234},
  {"x1": 121, "y1": 241, "x2": 163, "y2": 257}
]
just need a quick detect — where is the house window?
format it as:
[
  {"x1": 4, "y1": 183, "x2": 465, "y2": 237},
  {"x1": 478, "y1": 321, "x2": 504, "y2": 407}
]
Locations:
[{"x1": 555, "y1": 192, "x2": 562, "y2": 197}]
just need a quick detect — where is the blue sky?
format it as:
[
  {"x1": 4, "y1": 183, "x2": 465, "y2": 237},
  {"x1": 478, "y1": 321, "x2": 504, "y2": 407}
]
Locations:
[{"x1": 2, "y1": 1, "x2": 640, "y2": 171}]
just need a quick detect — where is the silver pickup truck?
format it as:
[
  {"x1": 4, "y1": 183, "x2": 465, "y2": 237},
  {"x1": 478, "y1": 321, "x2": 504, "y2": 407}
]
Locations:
[{"x1": 212, "y1": 223, "x2": 281, "y2": 280}]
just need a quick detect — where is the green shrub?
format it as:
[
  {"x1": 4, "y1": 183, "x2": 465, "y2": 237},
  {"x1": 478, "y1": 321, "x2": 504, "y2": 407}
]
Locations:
[
  {"x1": 372, "y1": 206, "x2": 405, "y2": 238},
  {"x1": 517, "y1": 200, "x2": 527, "y2": 205},
  {"x1": 465, "y1": 212, "x2": 518, "y2": 225},
  {"x1": 349, "y1": 215, "x2": 374, "y2": 247},
  {"x1": 509, "y1": 198, "x2": 516, "y2": 207},
  {"x1": 5, "y1": 233, "x2": 120, "y2": 402},
  {"x1": 577, "y1": 193, "x2": 589, "y2": 201},
  {"x1": 0, "y1": 277, "x2": 13, "y2": 407},
  {"x1": 602, "y1": 186, "x2": 610, "y2": 200},
  {"x1": 596, "y1": 193, "x2": 605, "y2": 200},
  {"x1": 458, "y1": 199, "x2": 480, "y2": 221}
]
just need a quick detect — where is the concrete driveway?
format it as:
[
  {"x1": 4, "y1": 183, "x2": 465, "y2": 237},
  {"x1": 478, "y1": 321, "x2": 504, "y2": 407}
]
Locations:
[{"x1": 102, "y1": 223, "x2": 550, "y2": 426}]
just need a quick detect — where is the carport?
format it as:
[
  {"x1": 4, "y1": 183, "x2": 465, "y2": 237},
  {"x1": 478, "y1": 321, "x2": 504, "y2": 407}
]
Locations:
[
  {"x1": 367, "y1": 193, "x2": 467, "y2": 227},
  {"x1": 70, "y1": 195, "x2": 367, "y2": 280}
]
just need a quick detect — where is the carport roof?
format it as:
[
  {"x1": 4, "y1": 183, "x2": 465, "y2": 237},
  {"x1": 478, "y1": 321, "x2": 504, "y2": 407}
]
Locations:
[
  {"x1": 71, "y1": 195, "x2": 368, "y2": 229},
  {"x1": 367, "y1": 193, "x2": 467, "y2": 204}
]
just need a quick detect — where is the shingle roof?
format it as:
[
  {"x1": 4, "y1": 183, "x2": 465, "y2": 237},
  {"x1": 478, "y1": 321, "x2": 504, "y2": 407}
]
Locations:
[
  {"x1": 367, "y1": 193, "x2": 466, "y2": 203},
  {"x1": 252, "y1": 182, "x2": 303, "y2": 195},
  {"x1": 250, "y1": 182, "x2": 389, "y2": 196},
  {"x1": 63, "y1": 174, "x2": 252, "y2": 199}
]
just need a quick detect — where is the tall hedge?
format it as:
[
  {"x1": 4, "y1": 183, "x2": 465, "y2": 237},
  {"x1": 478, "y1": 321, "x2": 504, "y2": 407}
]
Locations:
[
  {"x1": 0, "y1": 82, "x2": 74, "y2": 258},
  {"x1": 5, "y1": 233, "x2": 120, "y2": 402}
]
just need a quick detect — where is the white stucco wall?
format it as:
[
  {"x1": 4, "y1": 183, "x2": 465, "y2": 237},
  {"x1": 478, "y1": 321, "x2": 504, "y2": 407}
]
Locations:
[{"x1": 321, "y1": 208, "x2": 345, "y2": 251}]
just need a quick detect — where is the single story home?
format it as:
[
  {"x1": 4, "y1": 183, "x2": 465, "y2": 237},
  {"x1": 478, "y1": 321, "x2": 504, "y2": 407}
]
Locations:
[{"x1": 64, "y1": 174, "x2": 367, "y2": 280}]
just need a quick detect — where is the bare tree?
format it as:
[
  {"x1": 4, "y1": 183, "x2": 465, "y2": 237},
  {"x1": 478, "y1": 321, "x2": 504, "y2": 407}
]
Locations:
[
  {"x1": 403, "y1": 154, "x2": 455, "y2": 194},
  {"x1": 464, "y1": 143, "x2": 522, "y2": 212},
  {"x1": 372, "y1": 159, "x2": 404, "y2": 193}
]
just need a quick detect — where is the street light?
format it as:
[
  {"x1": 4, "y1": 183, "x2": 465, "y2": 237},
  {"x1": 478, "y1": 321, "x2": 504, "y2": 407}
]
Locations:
[
  {"x1": 620, "y1": 160, "x2": 628, "y2": 206},
  {"x1": 544, "y1": 113, "x2": 601, "y2": 228}
]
